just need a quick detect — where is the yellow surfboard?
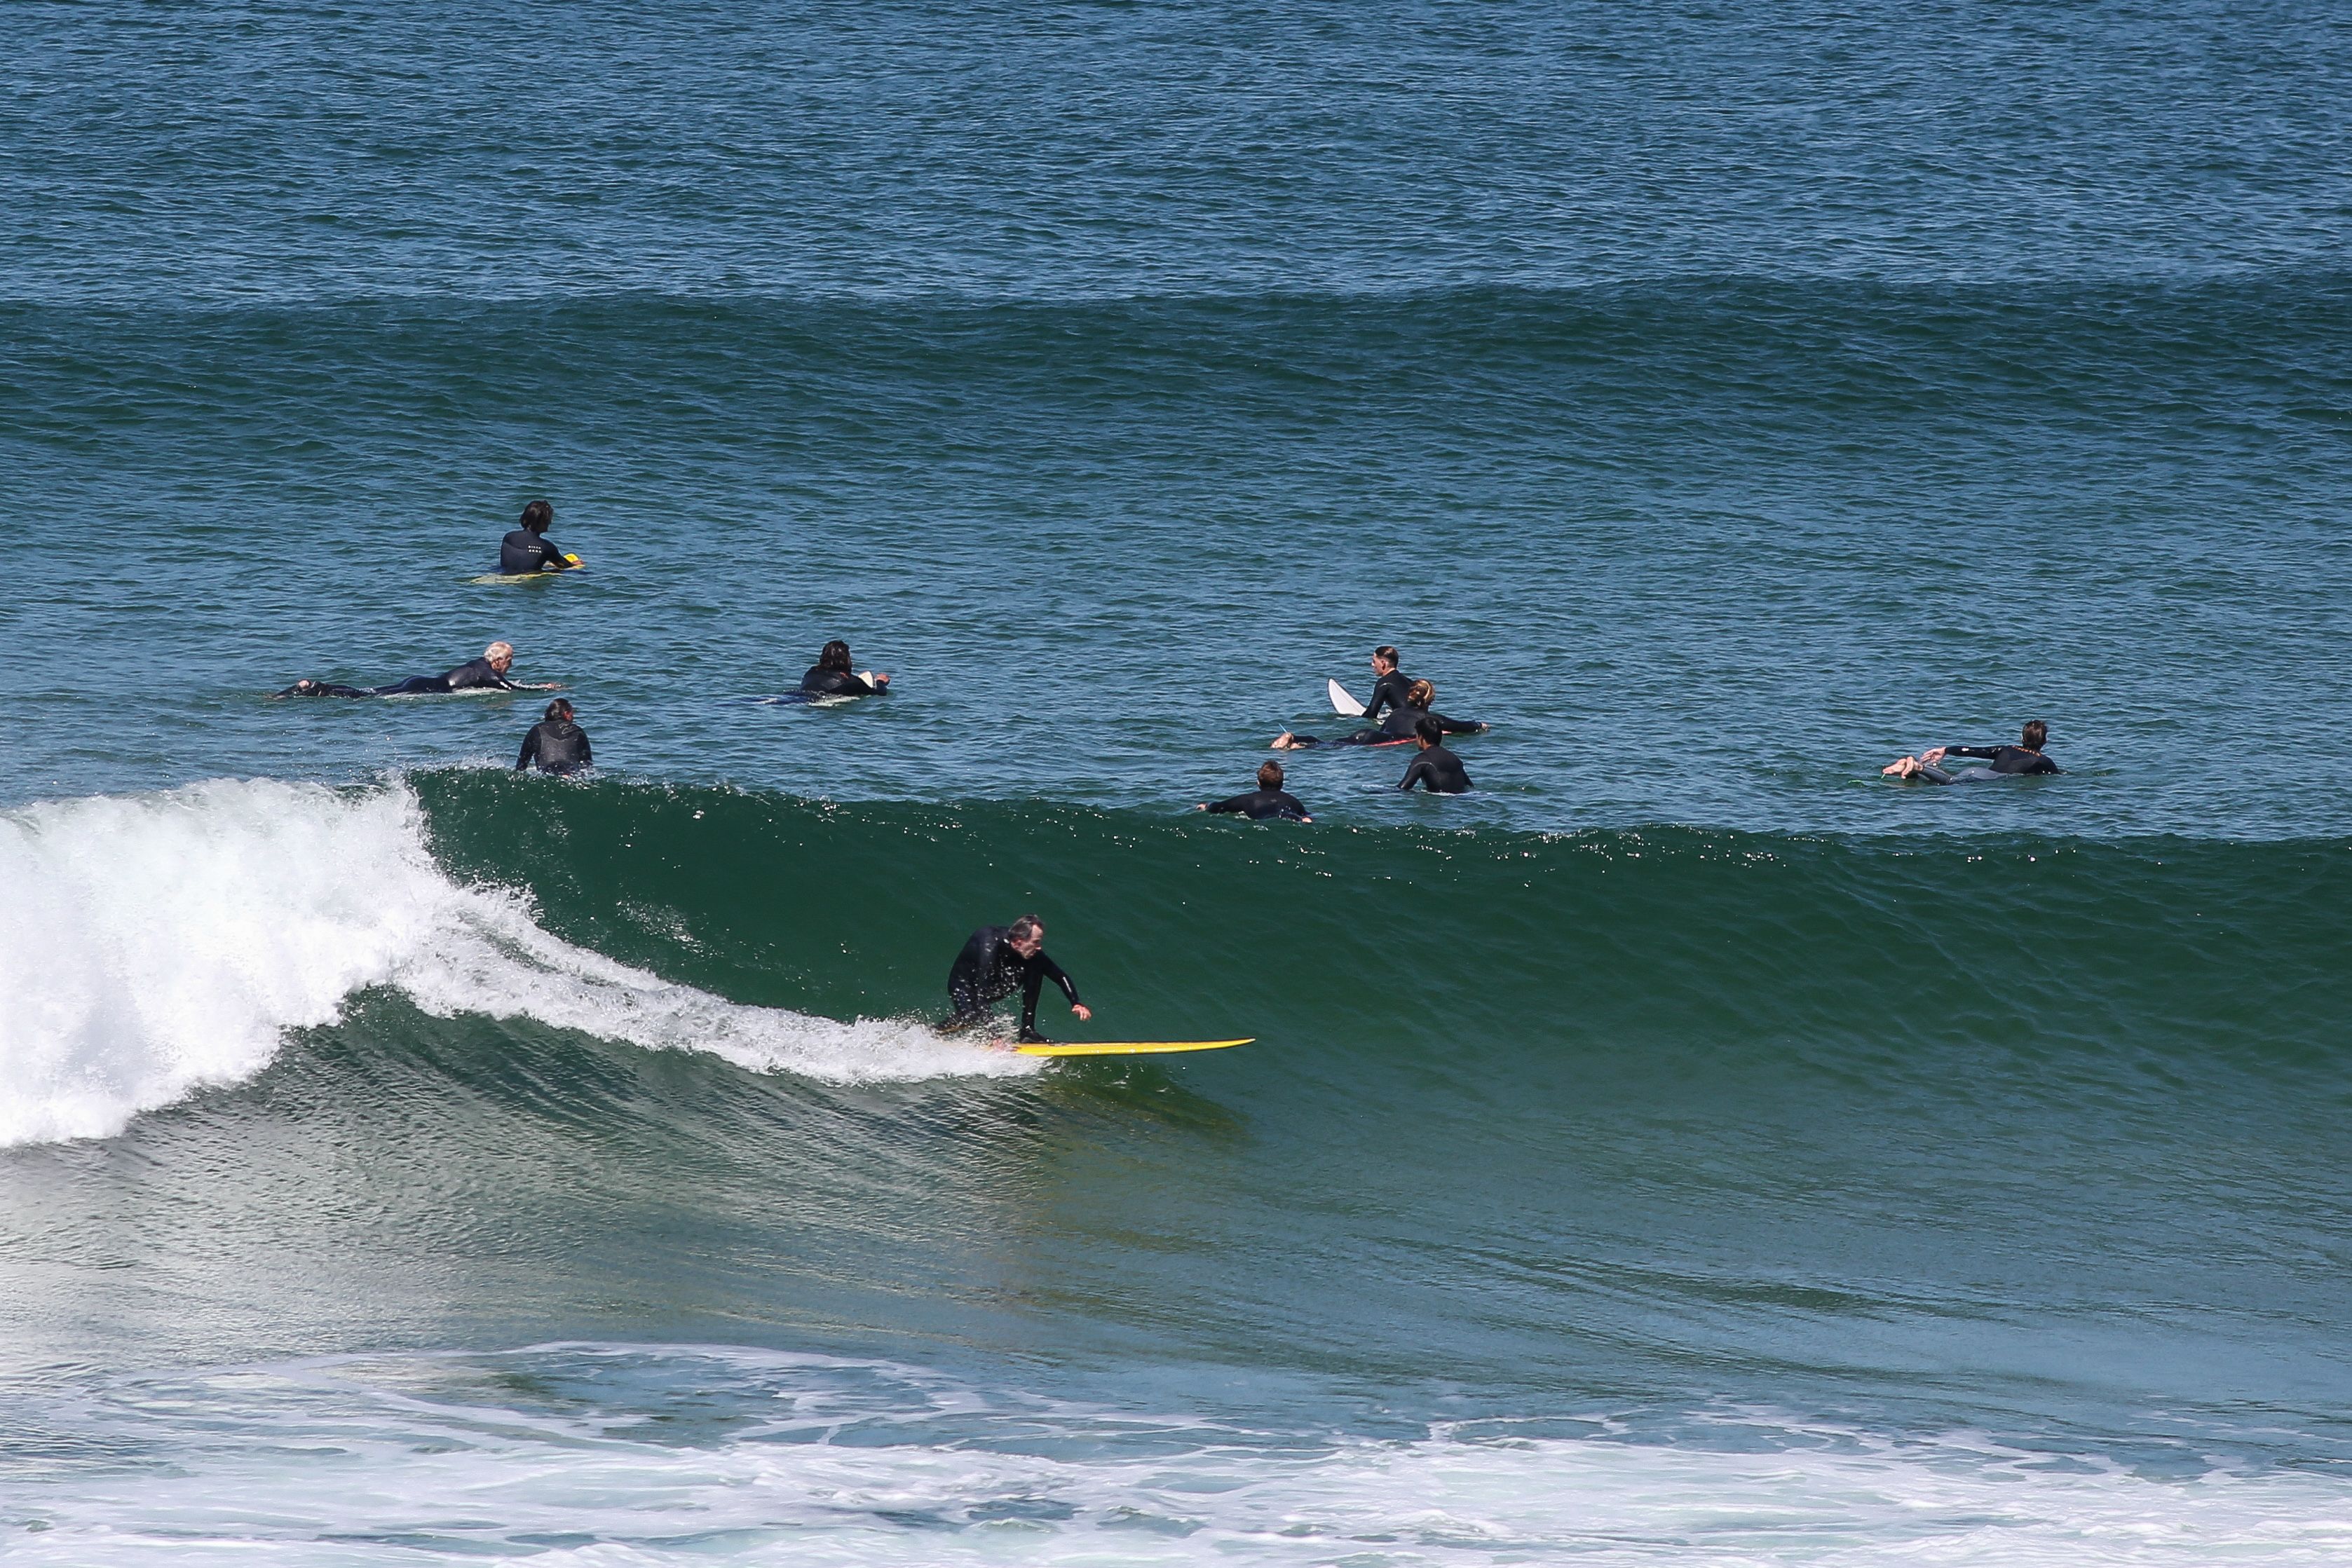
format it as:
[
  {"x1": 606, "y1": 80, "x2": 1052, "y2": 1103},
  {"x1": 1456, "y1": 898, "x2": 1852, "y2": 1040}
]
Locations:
[{"x1": 1014, "y1": 1038, "x2": 1253, "y2": 1058}]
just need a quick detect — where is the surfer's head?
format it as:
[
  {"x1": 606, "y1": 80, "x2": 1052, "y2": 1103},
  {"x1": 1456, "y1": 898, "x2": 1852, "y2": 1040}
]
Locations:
[
  {"x1": 1414, "y1": 716, "x2": 1443, "y2": 748},
  {"x1": 1008, "y1": 915, "x2": 1045, "y2": 957},
  {"x1": 1373, "y1": 646, "x2": 1399, "y2": 675},
  {"x1": 543, "y1": 697, "x2": 574, "y2": 721},
  {"x1": 519, "y1": 499, "x2": 554, "y2": 535},
  {"x1": 1406, "y1": 679, "x2": 1436, "y2": 710},
  {"x1": 1258, "y1": 761, "x2": 1284, "y2": 790},
  {"x1": 2021, "y1": 720, "x2": 2048, "y2": 750},
  {"x1": 819, "y1": 640, "x2": 853, "y2": 672},
  {"x1": 484, "y1": 641, "x2": 515, "y2": 671}
]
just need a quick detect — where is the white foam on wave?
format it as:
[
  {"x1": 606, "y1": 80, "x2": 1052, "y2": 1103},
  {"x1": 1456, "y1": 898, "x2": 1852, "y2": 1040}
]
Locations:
[
  {"x1": 0, "y1": 778, "x2": 1031, "y2": 1147},
  {"x1": 5, "y1": 1345, "x2": 2349, "y2": 1566}
]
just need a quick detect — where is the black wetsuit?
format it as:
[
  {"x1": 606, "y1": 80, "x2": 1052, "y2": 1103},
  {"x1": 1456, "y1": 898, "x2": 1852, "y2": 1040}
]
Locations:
[
  {"x1": 278, "y1": 657, "x2": 522, "y2": 699},
  {"x1": 801, "y1": 665, "x2": 883, "y2": 697},
  {"x1": 1399, "y1": 743, "x2": 1472, "y2": 794},
  {"x1": 382, "y1": 657, "x2": 520, "y2": 695},
  {"x1": 1292, "y1": 707, "x2": 1483, "y2": 747},
  {"x1": 501, "y1": 529, "x2": 568, "y2": 573},
  {"x1": 516, "y1": 718, "x2": 592, "y2": 775},
  {"x1": 1941, "y1": 744, "x2": 2061, "y2": 776},
  {"x1": 942, "y1": 925, "x2": 1082, "y2": 1042},
  {"x1": 1204, "y1": 787, "x2": 1310, "y2": 822},
  {"x1": 1361, "y1": 669, "x2": 1418, "y2": 725},
  {"x1": 1913, "y1": 745, "x2": 2062, "y2": 784}
]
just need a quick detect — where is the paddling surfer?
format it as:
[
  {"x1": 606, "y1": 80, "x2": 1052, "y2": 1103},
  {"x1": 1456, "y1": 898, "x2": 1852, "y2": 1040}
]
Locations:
[
  {"x1": 1272, "y1": 679, "x2": 1486, "y2": 749},
  {"x1": 1197, "y1": 761, "x2": 1312, "y2": 821},
  {"x1": 939, "y1": 915, "x2": 1092, "y2": 1044},
  {"x1": 276, "y1": 641, "x2": 562, "y2": 697},
  {"x1": 1883, "y1": 721, "x2": 2062, "y2": 783}
]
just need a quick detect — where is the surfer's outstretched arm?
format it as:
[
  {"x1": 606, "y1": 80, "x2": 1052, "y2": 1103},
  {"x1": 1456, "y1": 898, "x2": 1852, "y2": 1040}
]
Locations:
[{"x1": 1018, "y1": 955, "x2": 1089, "y2": 1041}]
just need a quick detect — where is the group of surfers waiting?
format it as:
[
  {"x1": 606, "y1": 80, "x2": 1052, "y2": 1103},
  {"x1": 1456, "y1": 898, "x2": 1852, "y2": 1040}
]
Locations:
[
  {"x1": 267, "y1": 500, "x2": 2063, "y2": 1043},
  {"x1": 1196, "y1": 646, "x2": 1492, "y2": 823}
]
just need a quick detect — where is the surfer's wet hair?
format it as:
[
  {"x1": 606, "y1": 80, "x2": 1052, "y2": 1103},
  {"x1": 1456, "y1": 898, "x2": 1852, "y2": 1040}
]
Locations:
[
  {"x1": 1407, "y1": 679, "x2": 1436, "y2": 709},
  {"x1": 2023, "y1": 720, "x2": 2048, "y2": 749},
  {"x1": 820, "y1": 640, "x2": 853, "y2": 671},
  {"x1": 1415, "y1": 716, "x2": 1444, "y2": 744},
  {"x1": 1373, "y1": 646, "x2": 1399, "y2": 669},
  {"x1": 519, "y1": 498, "x2": 554, "y2": 533},
  {"x1": 544, "y1": 698, "x2": 573, "y2": 721},
  {"x1": 1258, "y1": 761, "x2": 1284, "y2": 789},
  {"x1": 1009, "y1": 915, "x2": 1044, "y2": 942}
]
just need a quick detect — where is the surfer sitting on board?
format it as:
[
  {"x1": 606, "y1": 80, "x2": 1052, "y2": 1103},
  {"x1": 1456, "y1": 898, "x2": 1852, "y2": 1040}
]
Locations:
[
  {"x1": 1361, "y1": 646, "x2": 1418, "y2": 725},
  {"x1": 801, "y1": 641, "x2": 891, "y2": 697},
  {"x1": 516, "y1": 697, "x2": 593, "y2": 775},
  {"x1": 1197, "y1": 761, "x2": 1312, "y2": 822},
  {"x1": 1883, "y1": 721, "x2": 2062, "y2": 783},
  {"x1": 1272, "y1": 679, "x2": 1486, "y2": 750},
  {"x1": 277, "y1": 641, "x2": 562, "y2": 698},
  {"x1": 1398, "y1": 717, "x2": 1473, "y2": 793},
  {"x1": 938, "y1": 915, "x2": 1093, "y2": 1044},
  {"x1": 500, "y1": 499, "x2": 576, "y2": 574}
]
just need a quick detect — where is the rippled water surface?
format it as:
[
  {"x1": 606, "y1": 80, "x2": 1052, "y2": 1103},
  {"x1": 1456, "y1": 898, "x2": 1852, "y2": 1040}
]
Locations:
[{"x1": 5, "y1": 3, "x2": 2351, "y2": 1562}]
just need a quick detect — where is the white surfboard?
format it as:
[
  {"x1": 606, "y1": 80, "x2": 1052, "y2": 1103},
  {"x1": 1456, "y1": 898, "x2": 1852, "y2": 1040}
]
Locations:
[{"x1": 1327, "y1": 679, "x2": 1366, "y2": 716}]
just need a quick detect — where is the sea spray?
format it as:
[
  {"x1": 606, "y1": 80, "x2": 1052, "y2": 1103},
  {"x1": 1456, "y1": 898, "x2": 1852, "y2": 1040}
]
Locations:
[{"x1": 0, "y1": 778, "x2": 1027, "y2": 1147}]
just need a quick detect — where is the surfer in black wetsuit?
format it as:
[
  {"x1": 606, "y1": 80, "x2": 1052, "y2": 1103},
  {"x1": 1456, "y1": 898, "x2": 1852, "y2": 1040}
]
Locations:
[
  {"x1": 1883, "y1": 721, "x2": 2062, "y2": 783},
  {"x1": 516, "y1": 697, "x2": 593, "y2": 775},
  {"x1": 1197, "y1": 761, "x2": 1312, "y2": 822},
  {"x1": 1361, "y1": 646, "x2": 1418, "y2": 726},
  {"x1": 1272, "y1": 680, "x2": 1487, "y2": 749},
  {"x1": 1399, "y1": 718, "x2": 1473, "y2": 794},
  {"x1": 276, "y1": 642, "x2": 562, "y2": 697},
  {"x1": 801, "y1": 640, "x2": 890, "y2": 697},
  {"x1": 500, "y1": 499, "x2": 575, "y2": 574},
  {"x1": 938, "y1": 915, "x2": 1092, "y2": 1044}
]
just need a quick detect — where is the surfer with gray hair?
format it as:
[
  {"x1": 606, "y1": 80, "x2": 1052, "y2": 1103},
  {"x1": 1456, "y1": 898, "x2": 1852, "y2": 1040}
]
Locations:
[
  {"x1": 276, "y1": 641, "x2": 562, "y2": 697},
  {"x1": 939, "y1": 915, "x2": 1093, "y2": 1044}
]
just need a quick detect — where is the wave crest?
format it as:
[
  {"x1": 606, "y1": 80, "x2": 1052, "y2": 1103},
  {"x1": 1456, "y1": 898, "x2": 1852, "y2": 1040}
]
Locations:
[{"x1": 0, "y1": 779, "x2": 1024, "y2": 1147}]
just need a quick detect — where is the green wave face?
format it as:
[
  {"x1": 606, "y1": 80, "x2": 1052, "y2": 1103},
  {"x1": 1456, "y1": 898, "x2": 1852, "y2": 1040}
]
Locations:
[{"x1": 414, "y1": 767, "x2": 2351, "y2": 1080}]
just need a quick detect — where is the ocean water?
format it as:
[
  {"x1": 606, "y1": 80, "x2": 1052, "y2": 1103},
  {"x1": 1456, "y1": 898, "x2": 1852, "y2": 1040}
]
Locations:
[{"x1": 6, "y1": 2, "x2": 2352, "y2": 1562}]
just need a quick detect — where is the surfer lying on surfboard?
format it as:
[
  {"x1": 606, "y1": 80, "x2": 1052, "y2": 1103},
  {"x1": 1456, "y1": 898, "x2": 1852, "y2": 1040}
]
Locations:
[
  {"x1": 1882, "y1": 721, "x2": 2062, "y2": 783},
  {"x1": 276, "y1": 641, "x2": 564, "y2": 698},
  {"x1": 937, "y1": 915, "x2": 1093, "y2": 1044},
  {"x1": 1272, "y1": 679, "x2": 1486, "y2": 750}
]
